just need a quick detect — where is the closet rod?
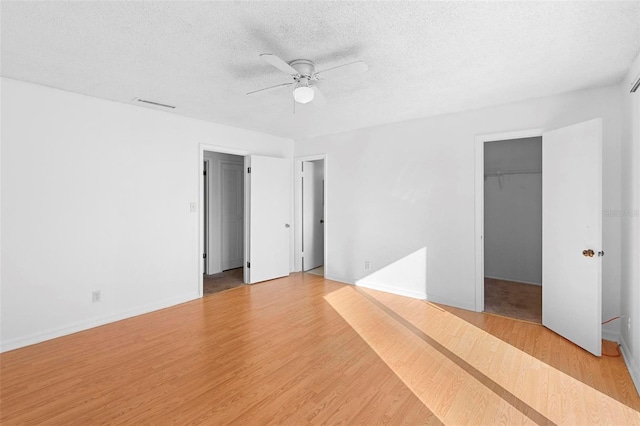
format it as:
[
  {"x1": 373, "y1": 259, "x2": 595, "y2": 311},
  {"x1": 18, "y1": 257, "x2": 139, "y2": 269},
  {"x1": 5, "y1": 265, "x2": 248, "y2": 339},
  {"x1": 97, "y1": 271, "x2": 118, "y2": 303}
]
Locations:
[{"x1": 484, "y1": 169, "x2": 541, "y2": 178}]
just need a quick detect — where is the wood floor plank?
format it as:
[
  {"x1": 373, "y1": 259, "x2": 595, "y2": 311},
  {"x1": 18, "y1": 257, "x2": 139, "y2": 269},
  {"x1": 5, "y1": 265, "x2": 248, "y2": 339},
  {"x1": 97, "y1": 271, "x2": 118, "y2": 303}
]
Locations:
[{"x1": 1, "y1": 273, "x2": 638, "y2": 424}]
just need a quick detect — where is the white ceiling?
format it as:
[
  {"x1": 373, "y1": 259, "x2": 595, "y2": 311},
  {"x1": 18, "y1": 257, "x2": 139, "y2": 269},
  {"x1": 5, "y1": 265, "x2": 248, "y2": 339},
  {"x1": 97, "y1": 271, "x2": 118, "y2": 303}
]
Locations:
[{"x1": 2, "y1": 1, "x2": 639, "y2": 140}]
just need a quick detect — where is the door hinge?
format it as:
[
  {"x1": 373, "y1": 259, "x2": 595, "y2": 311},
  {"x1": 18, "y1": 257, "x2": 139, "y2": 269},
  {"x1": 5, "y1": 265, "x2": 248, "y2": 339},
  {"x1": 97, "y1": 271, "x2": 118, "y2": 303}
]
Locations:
[
  {"x1": 203, "y1": 253, "x2": 206, "y2": 259},
  {"x1": 247, "y1": 167, "x2": 251, "y2": 173},
  {"x1": 247, "y1": 261, "x2": 251, "y2": 268},
  {"x1": 203, "y1": 170, "x2": 206, "y2": 176}
]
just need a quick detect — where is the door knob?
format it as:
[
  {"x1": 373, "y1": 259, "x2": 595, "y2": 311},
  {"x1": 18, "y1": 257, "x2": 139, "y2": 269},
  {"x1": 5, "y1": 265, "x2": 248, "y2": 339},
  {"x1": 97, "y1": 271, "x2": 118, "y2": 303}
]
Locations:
[{"x1": 582, "y1": 249, "x2": 595, "y2": 257}]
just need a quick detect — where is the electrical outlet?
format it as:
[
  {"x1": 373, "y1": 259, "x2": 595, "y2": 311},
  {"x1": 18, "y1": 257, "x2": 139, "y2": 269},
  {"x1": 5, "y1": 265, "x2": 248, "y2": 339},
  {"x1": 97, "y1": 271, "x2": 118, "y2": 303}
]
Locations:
[
  {"x1": 628, "y1": 317, "x2": 632, "y2": 331},
  {"x1": 92, "y1": 290, "x2": 101, "y2": 303},
  {"x1": 364, "y1": 261, "x2": 371, "y2": 270}
]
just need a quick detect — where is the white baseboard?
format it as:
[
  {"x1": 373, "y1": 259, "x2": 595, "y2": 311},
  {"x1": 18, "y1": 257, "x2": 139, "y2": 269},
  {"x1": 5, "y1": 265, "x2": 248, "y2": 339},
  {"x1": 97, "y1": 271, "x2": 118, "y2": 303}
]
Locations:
[
  {"x1": 426, "y1": 293, "x2": 476, "y2": 311},
  {"x1": 323, "y1": 274, "x2": 354, "y2": 286},
  {"x1": 485, "y1": 275, "x2": 542, "y2": 286},
  {"x1": 620, "y1": 336, "x2": 640, "y2": 397},
  {"x1": 0, "y1": 292, "x2": 200, "y2": 353},
  {"x1": 356, "y1": 280, "x2": 427, "y2": 300}
]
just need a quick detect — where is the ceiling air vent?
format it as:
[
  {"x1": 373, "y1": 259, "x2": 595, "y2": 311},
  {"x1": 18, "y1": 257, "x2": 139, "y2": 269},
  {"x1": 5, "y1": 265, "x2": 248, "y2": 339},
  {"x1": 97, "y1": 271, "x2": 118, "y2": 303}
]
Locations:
[
  {"x1": 631, "y1": 75, "x2": 640, "y2": 93},
  {"x1": 132, "y1": 97, "x2": 176, "y2": 109}
]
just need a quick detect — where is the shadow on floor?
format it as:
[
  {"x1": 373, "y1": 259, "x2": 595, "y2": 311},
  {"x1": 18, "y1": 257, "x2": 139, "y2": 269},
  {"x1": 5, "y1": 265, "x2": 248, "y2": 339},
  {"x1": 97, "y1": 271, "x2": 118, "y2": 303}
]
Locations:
[
  {"x1": 204, "y1": 268, "x2": 244, "y2": 296},
  {"x1": 484, "y1": 277, "x2": 541, "y2": 323},
  {"x1": 305, "y1": 265, "x2": 324, "y2": 277}
]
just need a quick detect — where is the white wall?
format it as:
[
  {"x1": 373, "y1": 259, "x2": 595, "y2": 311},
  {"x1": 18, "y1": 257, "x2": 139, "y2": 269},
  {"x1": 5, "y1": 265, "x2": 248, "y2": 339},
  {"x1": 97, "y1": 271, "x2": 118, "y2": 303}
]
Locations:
[
  {"x1": 484, "y1": 138, "x2": 542, "y2": 285},
  {"x1": 0, "y1": 78, "x2": 293, "y2": 351},
  {"x1": 295, "y1": 85, "x2": 622, "y2": 336},
  {"x1": 620, "y1": 50, "x2": 640, "y2": 394}
]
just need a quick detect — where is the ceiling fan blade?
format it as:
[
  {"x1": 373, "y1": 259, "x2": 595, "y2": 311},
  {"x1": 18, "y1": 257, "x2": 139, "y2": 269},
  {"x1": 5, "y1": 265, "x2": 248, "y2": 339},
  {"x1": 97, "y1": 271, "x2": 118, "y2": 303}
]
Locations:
[
  {"x1": 260, "y1": 53, "x2": 299, "y2": 75},
  {"x1": 316, "y1": 61, "x2": 368, "y2": 80},
  {"x1": 312, "y1": 86, "x2": 326, "y2": 106},
  {"x1": 246, "y1": 82, "x2": 293, "y2": 95}
]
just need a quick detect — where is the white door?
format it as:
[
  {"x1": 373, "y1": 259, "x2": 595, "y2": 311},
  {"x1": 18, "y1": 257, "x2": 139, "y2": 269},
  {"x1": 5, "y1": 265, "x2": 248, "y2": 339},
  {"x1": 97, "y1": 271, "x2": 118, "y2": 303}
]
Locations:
[
  {"x1": 221, "y1": 162, "x2": 244, "y2": 270},
  {"x1": 302, "y1": 161, "x2": 324, "y2": 271},
  {"x1": 245, "y1": 155, "x2": 291, "y2": 284},
  {"x1": 542, "y1": 118, "x2": 602, "y2": 356}
]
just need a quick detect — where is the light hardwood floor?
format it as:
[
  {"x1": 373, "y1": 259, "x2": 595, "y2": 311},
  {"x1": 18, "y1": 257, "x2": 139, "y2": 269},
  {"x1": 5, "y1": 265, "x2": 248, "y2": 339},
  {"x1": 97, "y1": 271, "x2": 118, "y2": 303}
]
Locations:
[{"x1": 1, "y1": 273, "x2": 639, "y2": 424}]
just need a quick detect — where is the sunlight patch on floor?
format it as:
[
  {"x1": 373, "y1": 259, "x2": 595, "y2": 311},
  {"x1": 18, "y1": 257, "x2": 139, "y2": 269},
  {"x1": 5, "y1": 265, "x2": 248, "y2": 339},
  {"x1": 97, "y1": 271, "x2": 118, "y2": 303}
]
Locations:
[{"x1": 324, "y1": 285, "x2": 640, "y2": 425}]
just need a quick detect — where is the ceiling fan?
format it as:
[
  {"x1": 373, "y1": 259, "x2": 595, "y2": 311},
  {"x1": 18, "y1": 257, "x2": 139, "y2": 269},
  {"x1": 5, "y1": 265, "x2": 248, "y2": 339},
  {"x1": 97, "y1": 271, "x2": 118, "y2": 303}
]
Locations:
[{"x1": 247, "y1": 53, "x2": 368, "y2": 106}]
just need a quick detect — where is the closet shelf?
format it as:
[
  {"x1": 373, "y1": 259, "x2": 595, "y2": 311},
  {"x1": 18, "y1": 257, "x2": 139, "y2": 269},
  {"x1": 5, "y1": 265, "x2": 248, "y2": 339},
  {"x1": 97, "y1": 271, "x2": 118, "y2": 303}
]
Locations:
[{"x1": 484, "y1": 169, "x2": 541, "y2": 178}]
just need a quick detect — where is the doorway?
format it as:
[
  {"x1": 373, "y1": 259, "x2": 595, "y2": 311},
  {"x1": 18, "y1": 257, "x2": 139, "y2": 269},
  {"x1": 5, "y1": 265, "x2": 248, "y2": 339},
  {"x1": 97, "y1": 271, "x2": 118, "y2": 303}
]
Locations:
[
  {"x1": 302, "y1": 159, "x2": 325, "y2": 275},
  {"x1": 475, "y1": 120, "x2": 603, "y2": 356},
  {"x1": 483, "y1": 137, "x2": 542, "y2": 323},
  {"x1": 295, "y1": 155, "x2": 327, "y2": 276},
  {"x1": 199, "y1": 146, "x2": 293, "y2": 296},
  {"x1": 203, "y1": 151, "x2": 245, "y2": 295}
]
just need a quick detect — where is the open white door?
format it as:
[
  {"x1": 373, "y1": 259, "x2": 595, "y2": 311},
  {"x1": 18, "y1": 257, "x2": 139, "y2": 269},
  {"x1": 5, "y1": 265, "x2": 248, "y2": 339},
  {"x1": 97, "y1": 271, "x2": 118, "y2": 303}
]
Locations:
[
  {"x1": 542, "y1": 118, "x2": 602, "y2": 356},
  {"x1": 302, "y1": 160, "x2": 324, "y2": 271},
  {"x1": 245, "y1": 155, "x2": 291, "y2": 284}
]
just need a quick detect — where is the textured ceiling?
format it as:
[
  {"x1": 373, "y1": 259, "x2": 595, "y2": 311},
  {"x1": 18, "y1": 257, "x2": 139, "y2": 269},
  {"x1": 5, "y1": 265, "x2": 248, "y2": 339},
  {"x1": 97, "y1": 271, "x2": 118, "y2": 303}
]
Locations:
[{"x1": 2, "y1": 1, "x2": 639, "y2": 140}]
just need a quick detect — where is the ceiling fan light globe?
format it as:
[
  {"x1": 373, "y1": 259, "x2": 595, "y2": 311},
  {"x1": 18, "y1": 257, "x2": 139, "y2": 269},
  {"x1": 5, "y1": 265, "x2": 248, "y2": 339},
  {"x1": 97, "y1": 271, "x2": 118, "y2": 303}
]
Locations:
[{"x1": 293, "y1": 86, "x2": 314, "y2": 104}]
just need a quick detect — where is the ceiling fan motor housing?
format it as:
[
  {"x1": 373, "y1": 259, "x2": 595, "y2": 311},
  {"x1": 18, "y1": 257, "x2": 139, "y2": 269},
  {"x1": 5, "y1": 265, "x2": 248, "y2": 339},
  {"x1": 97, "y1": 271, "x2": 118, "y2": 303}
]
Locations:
[{"x1": 290, "y1": 59, "x2": 316, "y2": 78}]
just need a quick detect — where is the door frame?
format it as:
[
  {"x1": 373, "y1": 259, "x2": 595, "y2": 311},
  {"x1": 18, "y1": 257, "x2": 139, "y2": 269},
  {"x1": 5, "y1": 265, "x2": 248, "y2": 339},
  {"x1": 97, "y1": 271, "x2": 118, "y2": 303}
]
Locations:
[
  {"x1": 474, "y1": 128, "x2": 543, "y2": 312},
  {"x1": 294, "y1": 154, "x2": 328, "y2": 274},
  {"x1": 199, "y1": 144, "x2": 250, "y2": 297},
  {"x1": 203, "y1": 158, "x2": 210, "y2": 275}
]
